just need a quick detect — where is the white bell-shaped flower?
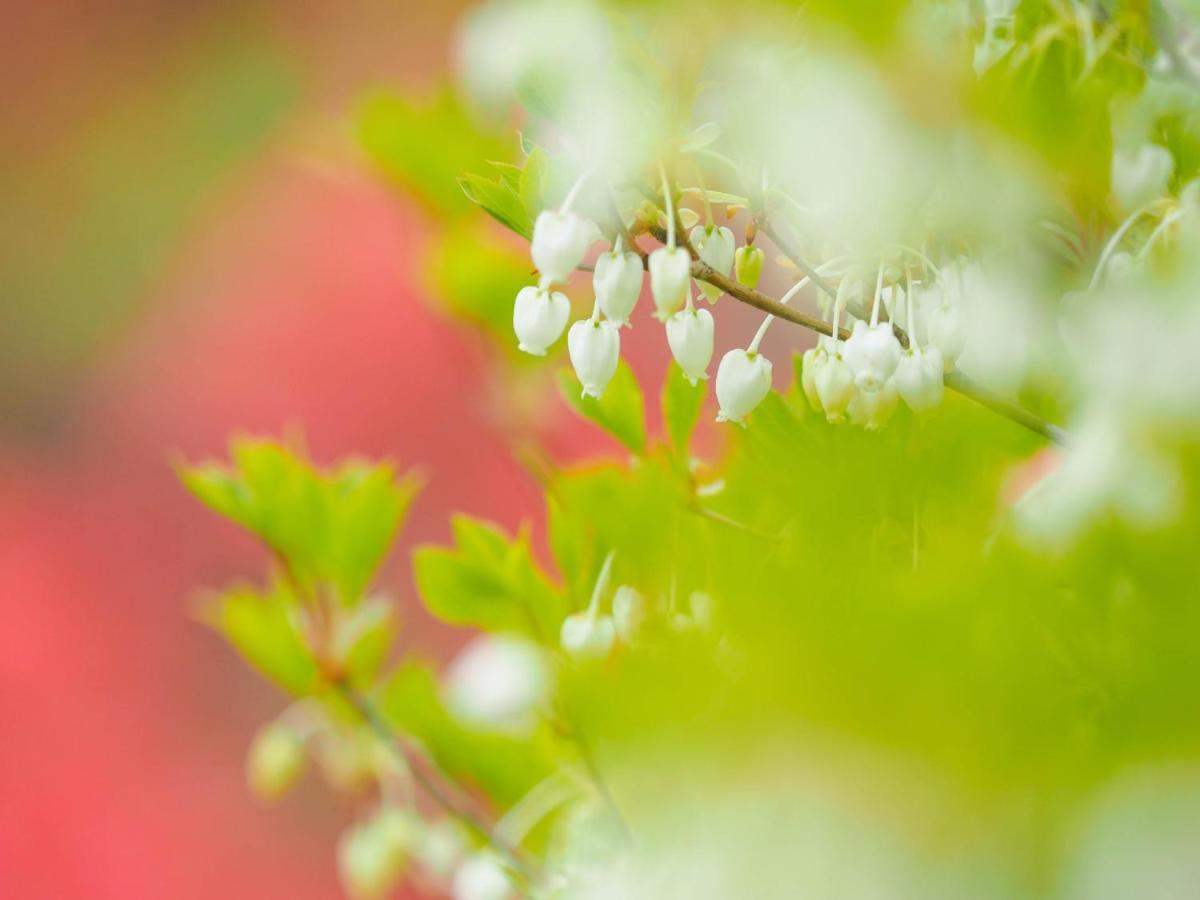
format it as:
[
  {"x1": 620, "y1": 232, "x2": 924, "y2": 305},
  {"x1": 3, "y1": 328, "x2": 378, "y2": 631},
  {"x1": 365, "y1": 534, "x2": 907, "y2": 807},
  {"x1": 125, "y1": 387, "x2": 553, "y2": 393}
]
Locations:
[
  {"x1": 1111, "y1": 144, "x2": 1173, "y2": 212},
  {"x1": 841, "y1": 319, "x2": 902, "y2": 392},
  {"x1": 444, "y1": 635, "x2": 548, "y2": 735},
  {"x1": 666, "y1": 306, "x2": 714, "y2": 385},
  {"x1": 567, "y1": 318, "x2": 620, "y2": 399},
  {"x1": 800, "y1": 346, "x2": 825, "y2": 413},
  {"x1": 927, "y1": 303, "x2": 966, "y2": 371},
  {"x1": 649, "y1": 245, "x2": 692, "y2": 319},
  {"x1": 735, "y1": 244, "x2": 765, "y2": 288},
  {"x1": 531, "y1": 209, "x2": 593, "y2": 285},
  {"x1": 513, "y1": 286, "x2": 570, "y2": 356},
  {"x1": 690, "y1": 224, "x2": 735, "y2": 301},
  {"x1": 592, "y1": 248, "x2": 643, "y2": 326},
  {"x1": 560, "y1": 610, "x2": 616, "y2": 661},
  {"x1": 338, "y1": 815, "x2": 408, "y2": 900},
  {"x1": 612, "y1": 586, "x2": 646, "y2": 643},
  {"x1": 452, "y1": 853, "x2": 513, "y2": 900},
  {"x1": 815, "y1": 353, "x2": 855, "y2": 422},
  {"x1": 715, "y1": 349, "x2": 773, "y2": 425},
  {"x1": 893, "y1": 346, "x2": 945, "y2": 412},
  {"x1": 848, "y1": 377, "x2": 899, "y2": 431}
]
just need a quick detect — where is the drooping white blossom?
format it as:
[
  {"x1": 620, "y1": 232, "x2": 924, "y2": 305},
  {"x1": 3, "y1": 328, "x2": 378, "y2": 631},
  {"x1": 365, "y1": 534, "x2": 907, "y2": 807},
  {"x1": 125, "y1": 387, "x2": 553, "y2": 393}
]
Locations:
[
  {"x1": 715, "y1": 349, "x2": 773, "y2": 424},
  {"x1": 690, "y1": 224, "x2": 736, "y2": 301},
  {"x1": 452, "y1": 852, "x2": 514, "y2": 900},
  {"x1": 612, "y1": 586, "x2": 646, "y2": 643},
  {"x1": 593, "y1": 247, "x2": 643, "y2": 326},
  {"x1": 841, "y1": 320, "x2": 902, "y2": 392},
  {"x1": 734, "y1": 244, "x2": 766, "y2": 288},
  {"x1": 649, "y1": 245, "x2": 693, "y2": 319},
  {"x1": 666, "y1": 306, "x2": 715, "y2": 385},
  {"x1": 568, "y1": 318, "x2": 620, "y2": 398},
  {"x1": 814, "y1": 353, "x2": 855, "y2": 422},
  {"x1": 531, "y1": 209, "x2": 594, "y2": 286},
  {"x1": 893, "y1": 346, "x2": 944, "y2": 412},
  {"x1": 513, "y1": 286, "x2": 570, "y2": 356},
  {"x1": 560, "y1": 610, "x2": 616, "y2": 660},
  {"x1": 444, "y1": 635, "x2": 548, "y2": 735}
]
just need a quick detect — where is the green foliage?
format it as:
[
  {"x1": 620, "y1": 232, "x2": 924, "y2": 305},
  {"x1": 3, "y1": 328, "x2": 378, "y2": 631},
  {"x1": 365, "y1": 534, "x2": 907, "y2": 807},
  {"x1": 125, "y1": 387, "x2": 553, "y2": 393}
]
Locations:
[
  {"x1": 427, "y1": 223, "x2": 532, "y2": 338},
  {"x1": 179, "y1": 437, "x2": 420, "y2": 606},
  {"x1": 412, "y1": 515, "x2": 567, "y2": 641},
  {"x1": 555, "y1": 360, "x2": 647, "y2": 455},
  {"x1": 357, "y1": 88, "x2": 510, "y2": 217},
  {"x1": 661, "y1": 362, "x2": 707, "y2": 461},
  {"x1": 377, "y1": 662, "x2": 560, "y2": 808},
  {"x1": 198, "y1": 583, "x2": 317, "y2": 695}
]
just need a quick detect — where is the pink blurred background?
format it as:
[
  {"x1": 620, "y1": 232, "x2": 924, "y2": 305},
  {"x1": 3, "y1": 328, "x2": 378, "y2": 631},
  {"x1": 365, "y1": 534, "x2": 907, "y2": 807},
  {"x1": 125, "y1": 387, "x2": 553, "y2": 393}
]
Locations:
[{"x1": 0, "y1": 3, "x2": 766, "y2": 896}]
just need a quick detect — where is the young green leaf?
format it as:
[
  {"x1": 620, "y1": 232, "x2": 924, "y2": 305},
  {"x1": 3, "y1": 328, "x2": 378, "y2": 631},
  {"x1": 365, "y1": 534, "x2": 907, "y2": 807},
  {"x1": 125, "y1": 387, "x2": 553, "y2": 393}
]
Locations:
[
  {"x1": 458, "y1": 172, "x2": 533, "y2": 239},
  {"x1": 198, "y1": 584, "x2": 317, "y2": 695},
  {"x1": 662, "y1": 362, "x2": 707, "y2": 459},
  {"x1": 556, "y1": 360, "x2": 646, "y2": 456}
]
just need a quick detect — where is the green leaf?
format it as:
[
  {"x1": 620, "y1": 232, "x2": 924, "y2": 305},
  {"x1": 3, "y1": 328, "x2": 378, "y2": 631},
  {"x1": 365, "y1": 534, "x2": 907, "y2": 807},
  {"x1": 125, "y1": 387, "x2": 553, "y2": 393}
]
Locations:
[
  {"x1": 556, "y1": 360, "x2": 647, "y2": 455},
  {"x1": 179, "y1": 438, "x2": 420, "y2": 606},
  {"x1": 662, "y1": 362, "x2": 707, "y2": 458},
  {"x1": 357, "y1": 88, "x2": 509, "y2": 217},
  {"x1": 377, "y1": 662, "x2": 557, "y2": 808},
  {"x1": 519, "y1": 146, "x2": 548, "y2": 221},
  {"x1": 200, "y1": 584, "x2": 316, "y2": 695},
  {"x1": 458, "y1": 172, "x2": 533, "y2": 239},
  {"x1": 412, "y1": 515, "x2": 566, "y2": 641},
  {"x1": 428, "y1": 223, "x2": 532, "y2": 340}
]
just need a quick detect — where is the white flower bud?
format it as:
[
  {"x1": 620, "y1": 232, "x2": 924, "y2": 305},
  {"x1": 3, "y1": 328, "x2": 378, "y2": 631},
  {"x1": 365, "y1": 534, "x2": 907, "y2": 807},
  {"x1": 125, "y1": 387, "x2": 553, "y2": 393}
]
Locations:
[
  {"x1": 612, "y1": 585, "x2": 646, "y2": 642},
  {"x1": 649, "y1": 245, "x2": 692, "y2": 319},
  {"x1": 247, "y1": 721, "x2": 306, "y2": 800},
  {"x1": 531, "y1": 209, "x2": 592, "y2": 285},
  {"x1": 893, "y1": 346, "x2": 945, "y2": 412},
  {"x1": 567, "y1": 319, "x2": 620, "y2": 398},
  {"x1": 841, "y1": 320, "x2": 901, "y2": 392},
  {"x1": 927, "y1": 303, "x2": 966, "y2": 370},
  {"x1": 666, "y1": 306, "x2": 714, "y2": 385},
  {"x1": 1111, "y1": 144, "x2": 1173, "y2": 212},
  {"x1": 715, "y1": 349, "x2": 773, "y2": 425},
  {"x1": 453, "y1": 853, "x2": 513, "y2": 900},
  {"x1": 690, "y1": 224, "x2": 735, "y2": 301},
  {"x1": 338, "y1": 815, "x2": 409, "y2": 900},
  {"x1": 560, "y1": 611, "x2": 616, "y2": 660},
  {"x1": 800, "y1": 347, "x2": 825, "y2": 413},
  {"x1": 513, "y1": 286, "x2": 570, "y2": 356},
  {"x1": 847, "y1": 377, "x2": 899, "y2": 430},
  {"x1": 734, "y1": 244, "x2": 766, "y2": 288},
  {"x1": 444, "y1": 634, "x2": 548, "y2": 735},
  {"x1": 815, "y1": 353, "x2": 855, "y2": 422},
  {"x1": 414, "y1": 820, "x2": 466, "y2": 879},
  {"x1": 592, "y1": 249, "x2": 643, "y2": 326}
]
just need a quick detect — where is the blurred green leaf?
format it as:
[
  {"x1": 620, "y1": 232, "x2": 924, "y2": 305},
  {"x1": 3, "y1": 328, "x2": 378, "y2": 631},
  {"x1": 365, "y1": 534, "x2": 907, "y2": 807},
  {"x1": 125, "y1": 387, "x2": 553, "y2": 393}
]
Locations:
[
  {"x1": 357, "y1": 88, "x2": 509, "y2": 217},
  {"x1": 200, "y1": 584, "x2": 316, "y2": 695},
  {"x1": 556, "y1": 360, "x2": 646, "y2": 455},
  {"x1": 662, "y1": 362, "x2": 707, "y2": 459},
  {"x1": 412, "y1": 515, "x2": 566, "y2": 642},
  {"x1": 427, "y1": 223, "x2": 532, "y2": 337},
  {"x1": 459, "y1": 171, "x2": 534, "y2": 239}
]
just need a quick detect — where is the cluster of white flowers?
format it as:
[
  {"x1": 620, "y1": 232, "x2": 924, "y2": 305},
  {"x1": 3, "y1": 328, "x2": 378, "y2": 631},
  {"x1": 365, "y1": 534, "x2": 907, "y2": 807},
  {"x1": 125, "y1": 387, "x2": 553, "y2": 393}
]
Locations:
[{"x1": 513, "y1": 164, "x2": 975, "y2": 431}]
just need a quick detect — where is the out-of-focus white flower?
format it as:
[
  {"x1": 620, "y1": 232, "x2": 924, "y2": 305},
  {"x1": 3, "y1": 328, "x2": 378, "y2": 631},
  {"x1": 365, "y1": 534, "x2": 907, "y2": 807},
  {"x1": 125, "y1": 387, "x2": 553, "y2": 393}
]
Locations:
[
  {"x1": 650, "y1": 246, "x2": 693, "y2": 319},
  {"x1": 612, "y1": 586, "x2": 646, "y2": 643},
  {"x1": 691, "y1": 225, "x2": 735, "y2": 301},
  {"x1": 593, "y1": 247, "x2": 643, "y2": 326},
  {"x1": 716, "y1": 349, "x2": 773, "y2": 424},
  {"x1": 246, "y1": 721, "x2": 306, "y2": 800},
  {"x1": 841, "y1": 320, "x2": 902, "y2": 391},
  {"x1": 800, "y1": 346, "x2": 825, "y2": 412},
  {"x1": 893, "y1": 346, "x2": 944, "y2": 412},
  {"x1": 735, "y1": 244, "x2": 766, "y2": 288},
  {"x1": 444, "y1": 634, "x2": 549, "y2": 735},
  {"x1": 815, "y1": 353, "x2": 855, "y2": 422},
  {"x1": 531, "y1": 210, "x2": 593, "y2": 286},
  {"x1": 847, "y1": 378, "x2": 899, "y2": 430},
  {"x1": 560, "y1": 610, "x2": 616, "y2": 660},
  {"x1": 513, "y1": 286, "x2": 570, "y2": 356},
  {"x1": 452, "y1": 852, "x2": 513, "y2": 900},
  {"x1": 338, "y1": 814, "x2": 410, "y2": 900},
  {"x1": 568, "y1": 318, "x2": 620, "y2": 398},
  {"x1": 1111, "y1": 143, "x2": 1173, "y2": 212},
  {"x1": 666, "y1": 306, "x2": 715, "y2": 385}
]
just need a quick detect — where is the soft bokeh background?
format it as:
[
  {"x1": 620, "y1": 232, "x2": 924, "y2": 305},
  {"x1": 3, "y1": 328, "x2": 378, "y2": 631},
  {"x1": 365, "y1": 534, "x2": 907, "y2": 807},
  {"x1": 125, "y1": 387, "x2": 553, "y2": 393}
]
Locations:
[{"x1": 0, "y1": 2, "x2": 658, "y2": 896}]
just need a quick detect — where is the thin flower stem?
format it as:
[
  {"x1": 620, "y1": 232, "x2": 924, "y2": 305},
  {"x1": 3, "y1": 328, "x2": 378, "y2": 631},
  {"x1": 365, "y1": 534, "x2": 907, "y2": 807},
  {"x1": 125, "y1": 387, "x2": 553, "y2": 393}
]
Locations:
[
  {"x1": 1136, "y1": 208, "x2": 1184, "y2": 263},
  {"x1": 659, "y1": 161, "x2": 676, "y2": 248},
  {"x1": 1089, "y1": 199, "x2": 1168, "y2": 290},
  {"x1": 558, "y1": 167, "x2": 593, "y2": 215}
]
